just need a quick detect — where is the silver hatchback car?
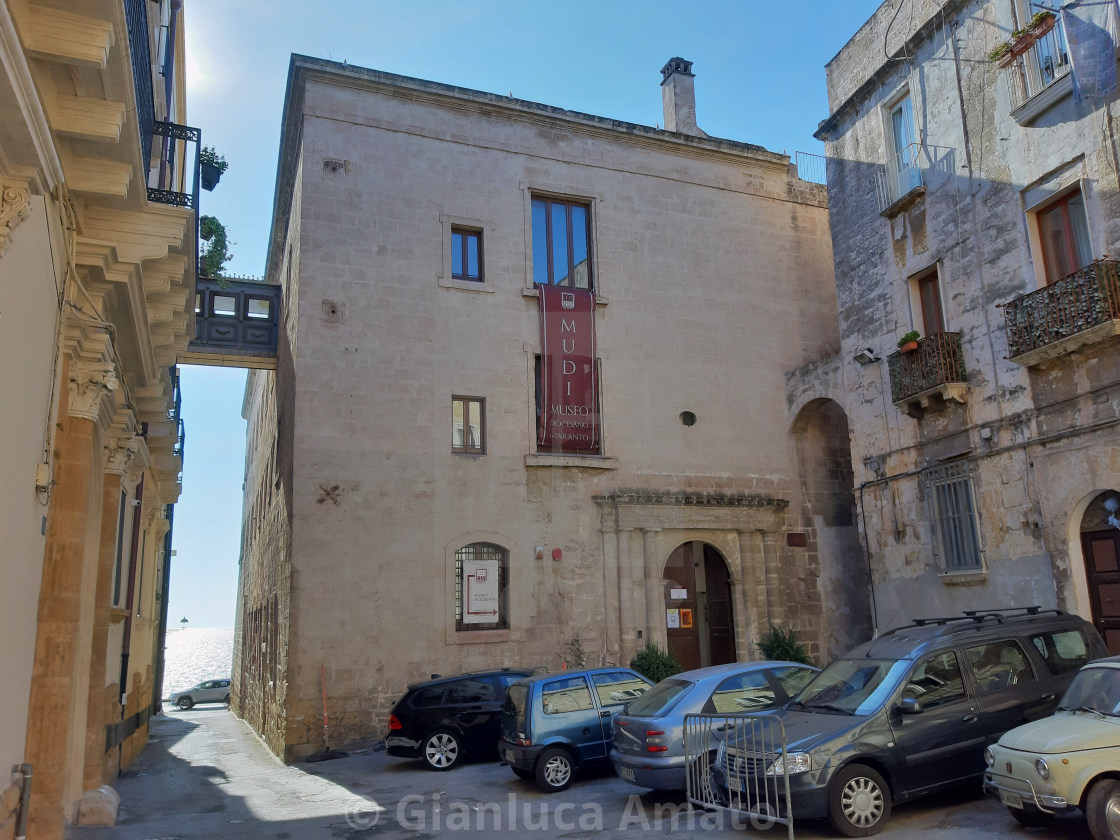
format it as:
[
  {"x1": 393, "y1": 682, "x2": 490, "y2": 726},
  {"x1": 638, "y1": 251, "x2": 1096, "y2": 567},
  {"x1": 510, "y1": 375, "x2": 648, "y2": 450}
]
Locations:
[
  {"x1": 169, "y1": 678, "x2": 231, "y2": 710},
  {"x1": 611, "y1": 661, "x2": 818, "y2": 791}
]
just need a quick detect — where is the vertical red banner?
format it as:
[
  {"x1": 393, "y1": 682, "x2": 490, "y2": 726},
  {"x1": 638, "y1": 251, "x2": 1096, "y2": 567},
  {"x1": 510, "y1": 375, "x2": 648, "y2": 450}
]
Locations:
[{"x1": 538, "y1": 286, "x2": 599, "y2": 454}]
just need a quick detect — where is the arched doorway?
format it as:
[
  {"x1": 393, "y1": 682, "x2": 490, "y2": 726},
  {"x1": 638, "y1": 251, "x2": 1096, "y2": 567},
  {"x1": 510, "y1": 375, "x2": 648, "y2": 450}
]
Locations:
[
  {"x1": 1080, "y1": 493, "x2": 1120, "y2": 655},
  {"x1": 663, "y1": 542, "x2": 735, "y2": 671}
]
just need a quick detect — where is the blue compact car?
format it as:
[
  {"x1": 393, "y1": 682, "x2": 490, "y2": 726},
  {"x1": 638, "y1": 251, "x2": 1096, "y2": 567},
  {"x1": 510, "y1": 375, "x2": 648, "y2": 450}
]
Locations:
[{"x1": 500, "y1": 667, "x2": 653, "y2": 791}]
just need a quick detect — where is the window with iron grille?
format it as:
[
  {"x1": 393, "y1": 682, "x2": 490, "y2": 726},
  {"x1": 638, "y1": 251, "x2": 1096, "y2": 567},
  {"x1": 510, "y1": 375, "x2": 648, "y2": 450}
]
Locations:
[
  {"x1": 924, "y1": 462, "x2": 983, "y2": 572},
  {"x1": 455, "y1": 543, "x2": 508, "y2": 631}
]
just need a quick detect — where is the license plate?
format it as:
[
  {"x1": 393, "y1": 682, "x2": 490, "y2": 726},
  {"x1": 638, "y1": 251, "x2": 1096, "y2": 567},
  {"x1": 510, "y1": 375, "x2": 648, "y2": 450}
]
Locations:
[
  {"x1": 619, "y1": 767, "x2": 635, "y2": 781},
  {"x1": 728, "y1": 776, "x2": 743, "y2": 793},
  {"x1": 1000, "y1": 790, "x2": 1023, "y2": 809},
  {"x1": 503, "y1": 748, "x2": 515, "y2": 762}
]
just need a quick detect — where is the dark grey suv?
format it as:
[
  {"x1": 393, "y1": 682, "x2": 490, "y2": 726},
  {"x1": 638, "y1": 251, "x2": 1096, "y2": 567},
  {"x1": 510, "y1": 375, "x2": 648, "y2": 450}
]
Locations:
[{"x1": 713, "y1": 607, "x2": 1107, "y2": 836}]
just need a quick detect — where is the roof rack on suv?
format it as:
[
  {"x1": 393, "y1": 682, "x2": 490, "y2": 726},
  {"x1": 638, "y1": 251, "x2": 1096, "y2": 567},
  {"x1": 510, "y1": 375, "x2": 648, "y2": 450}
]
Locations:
[{"x1": 881, "y1": 606, "x2": 1063, "y2": 637}]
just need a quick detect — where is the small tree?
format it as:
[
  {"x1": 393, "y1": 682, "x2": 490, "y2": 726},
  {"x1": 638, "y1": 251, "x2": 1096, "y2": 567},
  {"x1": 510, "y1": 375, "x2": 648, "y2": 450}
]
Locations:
[{"x1": 630, "y1": 640, "x2": 681, "y2": 683}]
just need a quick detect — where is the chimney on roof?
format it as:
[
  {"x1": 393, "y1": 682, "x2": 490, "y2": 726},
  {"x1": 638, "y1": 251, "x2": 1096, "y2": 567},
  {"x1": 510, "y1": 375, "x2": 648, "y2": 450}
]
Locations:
[{"x1": 660, "y1": 57, "x2": 706, "y2": 137}]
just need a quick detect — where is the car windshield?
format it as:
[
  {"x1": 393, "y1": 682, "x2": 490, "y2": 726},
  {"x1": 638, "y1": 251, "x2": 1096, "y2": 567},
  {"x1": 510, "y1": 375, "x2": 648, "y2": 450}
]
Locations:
[
  {"x1": 1059, "y1": 666, "x2": 1120, "y2": 716},
  {"x1": 624, "y1": 678, "x2": 692, "y2": 716},
  {"x1": 793, "y1": 659, "x2": 910, "y2": 715}
]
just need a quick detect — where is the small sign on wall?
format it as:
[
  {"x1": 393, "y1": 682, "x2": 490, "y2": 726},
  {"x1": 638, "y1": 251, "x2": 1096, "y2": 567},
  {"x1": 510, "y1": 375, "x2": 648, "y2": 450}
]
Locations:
[
  {"x1": 680, "y1": 608, "x2": 693, "y2": 629},
  {"x1": 670, "y1": 588, "x2": 688, "y2": 600},
  {"x1": 666, "y1": 609, "x2": 680, "y2": 629}
]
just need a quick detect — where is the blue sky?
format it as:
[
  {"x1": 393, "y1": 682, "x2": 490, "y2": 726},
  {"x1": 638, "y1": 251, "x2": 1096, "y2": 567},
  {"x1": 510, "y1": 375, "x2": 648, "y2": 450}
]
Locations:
[{"x1": 169, "y1": 0, "x2": 886, "y2": 627}]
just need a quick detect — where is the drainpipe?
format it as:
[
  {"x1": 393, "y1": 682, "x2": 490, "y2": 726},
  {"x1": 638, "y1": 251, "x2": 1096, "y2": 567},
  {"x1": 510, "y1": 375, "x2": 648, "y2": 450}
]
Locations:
[
  {"x1": 12, "y1": 763, "x2": 31, "y2": 840},
  {"x1": 119, "y1": 475, "x2": 145, "y2": 704}
]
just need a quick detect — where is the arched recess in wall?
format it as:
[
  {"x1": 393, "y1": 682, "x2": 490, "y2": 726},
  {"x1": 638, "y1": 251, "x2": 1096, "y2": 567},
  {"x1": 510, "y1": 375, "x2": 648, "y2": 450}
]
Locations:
[
  {"x1": 790, "y1": 397, "x2": 872, "y2": 659},
  {"x1": 1075, "y1": 491, "x2": 1120, "y2": 655}
]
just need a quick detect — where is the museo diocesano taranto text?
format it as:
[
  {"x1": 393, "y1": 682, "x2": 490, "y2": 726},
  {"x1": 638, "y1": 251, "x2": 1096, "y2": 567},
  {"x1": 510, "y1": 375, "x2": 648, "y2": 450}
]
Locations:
[{"x1": 537, "y1": 285, "x2": 599, "y2": 454}]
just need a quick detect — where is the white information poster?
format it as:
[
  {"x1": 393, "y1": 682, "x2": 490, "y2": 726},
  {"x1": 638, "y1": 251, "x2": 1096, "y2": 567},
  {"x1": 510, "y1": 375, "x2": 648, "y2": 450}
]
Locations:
[
  {"x1": 670, "y1": 588, "x2": 688, "y2": 600},
  {"x1": 666, "y1": 609, "x2": 680, "y2": 629},
  {"x1": 463, "y1": 559, "x2": 500, "y2": 624}
]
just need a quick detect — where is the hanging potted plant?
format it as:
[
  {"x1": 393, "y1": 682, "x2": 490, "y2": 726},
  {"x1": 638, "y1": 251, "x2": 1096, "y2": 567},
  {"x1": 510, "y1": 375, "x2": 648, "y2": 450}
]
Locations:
[
  {"x1": 898, "y1": 330, "x2": 921, "y2": 353},
  {"x1": 199, "y1": 145, "x2": 228, "y2": 191}
]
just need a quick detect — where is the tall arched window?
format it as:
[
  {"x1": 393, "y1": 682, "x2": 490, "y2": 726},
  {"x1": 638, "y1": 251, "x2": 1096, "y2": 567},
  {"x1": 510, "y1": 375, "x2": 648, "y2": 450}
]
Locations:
[{"x1": 455, "y1": 543, "x2": 509, "y2": 631}]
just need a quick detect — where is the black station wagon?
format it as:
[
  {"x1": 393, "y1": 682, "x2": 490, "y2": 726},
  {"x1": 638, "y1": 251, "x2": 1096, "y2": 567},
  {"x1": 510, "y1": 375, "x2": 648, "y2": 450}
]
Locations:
[
  {"x1": 386, "y1": 668, "x2": 533, "y2": 770},
  {"x1": 713, "y1": 607, "x2": 1107, "y2": 836}
]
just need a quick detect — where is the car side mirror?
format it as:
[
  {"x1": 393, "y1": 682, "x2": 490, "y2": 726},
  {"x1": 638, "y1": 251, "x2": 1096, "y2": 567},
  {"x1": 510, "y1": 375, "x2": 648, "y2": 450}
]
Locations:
[{"x1": 899, "y1": 697, "x2": 923, "y2": 715}]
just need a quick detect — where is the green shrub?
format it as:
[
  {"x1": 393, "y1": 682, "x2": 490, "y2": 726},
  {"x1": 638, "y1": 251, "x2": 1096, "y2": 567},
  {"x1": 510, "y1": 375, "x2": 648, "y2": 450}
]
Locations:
[
  {"x1": 630, "y1": 640, "x2": 681, "y2": 683},
  {"x1": 756, "y1": 624, "x2": 812, "y2": 665}
]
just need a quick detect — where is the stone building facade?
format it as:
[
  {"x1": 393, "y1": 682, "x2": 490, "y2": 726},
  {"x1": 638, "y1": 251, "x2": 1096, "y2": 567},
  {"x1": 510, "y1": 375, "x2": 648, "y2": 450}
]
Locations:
[
  {"x1": 0, "y1": 2, "x2": 197, "y2": 837},
  {"x1": 815, "y1": 0, "x2": 1120, "y2": 645},
  {"x1": 236, "y1": 55, "x2": 870, "y2": 760}
]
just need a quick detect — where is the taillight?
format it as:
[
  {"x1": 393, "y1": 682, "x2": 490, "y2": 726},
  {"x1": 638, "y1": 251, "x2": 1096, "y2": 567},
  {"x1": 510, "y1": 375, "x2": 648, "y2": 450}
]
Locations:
[
  {"x1": 515, "y1": 737, "x2": 532, "y2": 747},
  {"x1": 388, "y1": 714, "x2": 402, "y2": 731},
  {"x1": 645, "y1": 730, "x2": 665, "y2": 737},
  {"x1": 646, "y1": 745, "x2": 669, "y2": 752}
]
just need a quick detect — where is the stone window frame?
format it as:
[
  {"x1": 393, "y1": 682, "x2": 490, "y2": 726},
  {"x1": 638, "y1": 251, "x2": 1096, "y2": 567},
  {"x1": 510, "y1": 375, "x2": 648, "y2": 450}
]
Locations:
[
  {"x1": 906, "y1": 261, "x2": 947, "y2": 337},
  {"x1": 453, "y1": 542, "x2": 509, "y2": 633},
  {"x1": 924, "y1": 460, "x2": 985, "y2": 576},
  {"x1": 439, "y1": 214, "x2": 494, "y2": 294},
  {"x1": 1021, "y1": 165, "x2": 1094, "y2": 289},
  {"x1": 518, "y1": 182, "x2": 606, "y2": 303},
  {"x1": 452, "y1": 395, "x2": 486, "y2": 455}
]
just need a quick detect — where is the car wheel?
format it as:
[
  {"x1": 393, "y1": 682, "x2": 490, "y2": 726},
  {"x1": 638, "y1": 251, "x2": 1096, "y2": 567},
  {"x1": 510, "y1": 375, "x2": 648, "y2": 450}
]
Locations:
[
  {"x1": 535, "y1": 747, "x2": 575, "y2": 792},
  {"x1": 1087, "y1": 779, "x2": 1120, "y2": 840},
  {"x1": 828, "y1": 763, "x2": 891, "y2": 837},
  {"x1": 510, "y1": 767, "x2": 534, "y2": 780},
  {"x1": 1008, "y1": 805, "x2": 1053, "y2": 828},
  {"x1": 422, "y1": 730, "x2": 462, "y2": 771},
  {"x1": 176, "y1": 696, "x2": 194, "y2": 710}
]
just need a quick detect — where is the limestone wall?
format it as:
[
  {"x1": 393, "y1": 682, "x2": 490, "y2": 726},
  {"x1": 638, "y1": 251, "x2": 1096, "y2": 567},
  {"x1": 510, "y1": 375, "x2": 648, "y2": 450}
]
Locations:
[
  {"x1": 242, "y1": 61, "x2": 855, "y2": 758},
  {"x1": 820, "y1": 0, "x2": 1120, "y2": 629}
]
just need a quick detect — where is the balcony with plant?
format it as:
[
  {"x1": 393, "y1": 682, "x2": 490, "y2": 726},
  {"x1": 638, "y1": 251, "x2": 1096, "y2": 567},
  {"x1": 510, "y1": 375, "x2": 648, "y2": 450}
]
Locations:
[{"x1": 888, "y1": 332, "x2": 969, "y2": 417}]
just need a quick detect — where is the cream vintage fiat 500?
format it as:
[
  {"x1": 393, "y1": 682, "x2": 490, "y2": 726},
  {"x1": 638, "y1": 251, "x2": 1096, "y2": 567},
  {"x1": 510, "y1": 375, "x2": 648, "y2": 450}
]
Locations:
[{"x1": 984, "y1": 655, "x2": 1120, "y2": 840}]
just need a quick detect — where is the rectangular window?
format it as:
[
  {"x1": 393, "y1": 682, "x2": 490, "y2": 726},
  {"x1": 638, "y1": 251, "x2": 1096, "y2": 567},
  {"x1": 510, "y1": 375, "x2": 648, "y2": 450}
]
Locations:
[
  {"x1": 924, "y1": 461, "x2": 983, "y2": 573},
  {"x1": 1037, "y1": 189, "x2": 1092, "y2": 283},
  {"x1": 964, "y1": 640, "x2": 1037, "y2": 694},
  {"x1": 452, "y1": 396, "x2": 485, "y2": 454},
  {"x1": 915, "y1": 266, "x2": 945, "y2": 336},
  {"x1": 451, "y1": 228, "x2": 482, "y2": 281},
  {"x1": 889, "y1": 93, "x2": 921, "y2": 195},
  {"x1": 531, "y1": 197, "x2": 592, "y2": 290},
  {"x1": 541, "y1": 676, "x2": 594, "y2": 714}
]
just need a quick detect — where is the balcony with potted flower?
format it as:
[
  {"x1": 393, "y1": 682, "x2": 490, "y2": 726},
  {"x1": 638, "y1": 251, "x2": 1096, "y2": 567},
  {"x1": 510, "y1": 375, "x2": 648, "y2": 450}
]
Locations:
[
  {"x1": 990, "y1": 11, "x2": 1072, "y2": 124},
  {"x1": 888, "y1": 331, "x2": 969, "y2": 418},
  {"x1": 1003, "y1": 258, "x2": 1120, "y2": 367}
]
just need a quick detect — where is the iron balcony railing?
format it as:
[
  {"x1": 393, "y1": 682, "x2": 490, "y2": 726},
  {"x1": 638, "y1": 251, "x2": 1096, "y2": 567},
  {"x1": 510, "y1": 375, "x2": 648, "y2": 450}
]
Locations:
[
  {"x1": 1005, "y1": 15, "x2": 1070, "y2": 110},
  {"x1": 794, "y1": 151, "x2": 826, "y2": 185},
  {"x1": 873, "y1": 144, "x2": 955, "y2": 214},
  {"x1": 1004, "y1": 259, "x2": 1120, "y2": 360},
  {"x1": 888, "y1": 332, "x2": 968, "y2": 404},
  {"x1": 123, "y1": 0, "x2": 154, "y2": 171},
  {"x1": 148, "y1": 121, "x2": 200, "y2": 209}
]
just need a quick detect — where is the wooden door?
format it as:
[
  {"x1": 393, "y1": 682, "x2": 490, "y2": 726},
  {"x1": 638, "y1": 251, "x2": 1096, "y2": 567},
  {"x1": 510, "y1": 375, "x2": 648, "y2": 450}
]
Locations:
[
  {"x1": 704, "y1": 545, "x2": 736, "y2": 666},
  {"x1": 664, "y1": 544, "x2": 700, "y2": 671},
  {"x1": 1082, "y1": 529, "x2": 1120, "y2": 655}
]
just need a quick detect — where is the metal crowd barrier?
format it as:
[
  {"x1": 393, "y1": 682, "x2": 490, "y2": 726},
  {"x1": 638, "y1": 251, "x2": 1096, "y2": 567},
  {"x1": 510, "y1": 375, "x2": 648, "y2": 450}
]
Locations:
[{"x1": 683, "y1": 713, "x2": 794, "y2": 839}]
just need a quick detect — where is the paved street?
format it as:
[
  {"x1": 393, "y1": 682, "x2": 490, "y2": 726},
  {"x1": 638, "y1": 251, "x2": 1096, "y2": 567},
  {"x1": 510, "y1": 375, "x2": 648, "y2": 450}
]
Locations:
[{"x1": 67, "y1": 709, "x2": 1093, "y2": 839}]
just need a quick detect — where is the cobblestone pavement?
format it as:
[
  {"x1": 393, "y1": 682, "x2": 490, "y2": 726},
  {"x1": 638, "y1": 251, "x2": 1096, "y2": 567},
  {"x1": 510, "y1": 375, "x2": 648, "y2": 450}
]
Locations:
[{"x1": 66, "y1": 709, "x2": 1093, "y2": 839}]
